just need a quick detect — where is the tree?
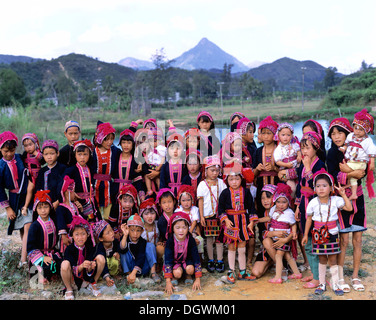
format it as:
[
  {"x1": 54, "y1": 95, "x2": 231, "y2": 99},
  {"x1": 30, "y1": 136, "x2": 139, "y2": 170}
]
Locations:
[
  {"x1": 220, "y1": 63, "x2": 233, "y2": 96},
  {"x1": 0, "y1": 69, "x2": 28, "y2": 106},
  {"x1": 323, "y1": 67, "x2": 338, "y2": 90}
]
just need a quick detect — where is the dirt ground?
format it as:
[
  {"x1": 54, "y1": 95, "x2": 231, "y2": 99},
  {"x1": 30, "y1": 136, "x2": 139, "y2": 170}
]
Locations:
[{"x1": 1, "y1": 215, "x2": 376, "y2": 302}]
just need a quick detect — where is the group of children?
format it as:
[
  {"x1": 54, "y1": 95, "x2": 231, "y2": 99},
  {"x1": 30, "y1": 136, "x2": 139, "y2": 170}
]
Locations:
[{"x1": 0, "y1": 108, "x2": 375, "y2": 299}]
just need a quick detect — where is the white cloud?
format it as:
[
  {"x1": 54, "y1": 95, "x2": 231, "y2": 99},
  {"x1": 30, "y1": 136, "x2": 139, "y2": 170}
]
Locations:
[
  {"x1": 116, "y1": 21, "x2": 167, "y2": 39},
  {"x1": 78, "y1": 25, "x2": 113, "y2": 43},
  {"x1": 209, "y1": 8, "x2": 267, "y2": 31},
  {"x1": 170, "y1": 16, "x2": 197, "y2": 31}
]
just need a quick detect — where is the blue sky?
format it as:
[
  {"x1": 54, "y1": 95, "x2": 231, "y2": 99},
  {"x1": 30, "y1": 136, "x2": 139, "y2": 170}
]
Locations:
[{"x1": 1, "y1": 0, "x2": 375, "y2": 74}]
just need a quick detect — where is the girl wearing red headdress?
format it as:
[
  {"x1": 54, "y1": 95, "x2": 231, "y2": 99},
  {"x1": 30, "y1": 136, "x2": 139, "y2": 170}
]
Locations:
[
  {"x1": 27, "y1": 190, "x2": 62, "y2": 285},
  {"x1": 91, "y1": 122, "x2": 121, "y2": 221},
  {"x1": 196, "y1": 111, "x2": 221, "y2": 157}
]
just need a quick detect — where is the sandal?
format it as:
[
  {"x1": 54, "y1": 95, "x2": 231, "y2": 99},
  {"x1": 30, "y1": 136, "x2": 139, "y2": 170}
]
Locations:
[
  {"x1": 268, "y1": 278, "x2": 283, "y2": 284},
  {"x1": 64, "y1": 290, "x2": 74, "y2": 300},
  {"x1": 314, "y1": 283, "x2": 326, "y2": 295},
  {"x1": 351, "y1": 278, "x2": 365, "y2": 292},
  {"x1": 151, "y1": 272, "x2": 161, "y2": 283},
  {"x1": 338, "y1": 279, "x2": 350, "y2": 293},
  {"x1": 288, "y1": 273, "x2": 302, "y2": 280},
  {"x1": 88, "y1": 282, "x2": 101, "y2": 297},
  {"x1": 332, "y1": 283, "x2": 344, "y2": 296},
  {"x1": 303, "y1": 281, "x2": 319, "y2": 289}
]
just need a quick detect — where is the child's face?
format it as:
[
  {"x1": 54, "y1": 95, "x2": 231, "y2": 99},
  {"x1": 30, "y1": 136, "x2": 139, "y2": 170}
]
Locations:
[
  {"x1": 65, "y1": 127, "x2": 80, "y2": 145},
  {"x1": 231, "y1": 139, "x2": 242, "y2": 156},
  {"x1": 257, "y1": 128, "x2": 263, "y2": 144},
  {"x1": 160, "y1": 195, "x2": 175, "y2": 214},
  {"x1": 302, "y1": 125, "x2": 315, "y2": 134},
  {"x1": 205, "y1": 166, "x2": 220, "y2": 180},
  {"x1": 300, "y1": 140, "x2": 316, "y2": 160},
  {"x1": 142, "y1": 209, "x2": 157, "y2": 225},
  {"x1": 198, "y1": 119, "x2": 211, "y2": 132},
  {"x1": 180, "y1": 193, "x2": 192, "y2": 210},
  {"x1": 121, "y1": 139, "x2": 133, "y2": 154},
  {"x1": 128, "y1": 225, "x2": 143, "y2": 242},
  {"x1": 0, "y1": 146, "x2": 16, "y2": 161},
  {"x1": 315, "y1": 178, "x2": 331, "y2": 198},
  {"x1": 278, "y1": 128, "x2": 292, "y2": 145},
  {"x1": 168, "y1": 143, "x2": 182, "y2": 160},
  {"x1": 100, "y1": 225, "x2": 115, "y2": 243},
  {"x1": 75, "y1": 148, "x2": 90, "y2": 166},
  {"x1": 72, "y1": 227, "x2": 88, "y2": 247},
  {"x1": 261, "y1": 192, "x2": 273, "y2": 210},
  {"x1": 330, "y1": 127, "x2": 347, "y2": 147},
  {"x1": 353, "y1": 125, "x2": 366, "y2": 138},
  {"x1": 187, "y1": 157, "x2": 200, "y2": 175},
  {"x1": 23, "y1": 138, "x2": 36, "y2": 154},
  {"x1": 37, "y1": 202, "x2": 50, "y2": 220},
  {"x1": 186, "y1": 136, "x2": 199, "y2": 149},
  {"x1": 120, "y1": 195, "x2": 134, "y2": 212},
  {"x1": 43, "y1": 147, "x2": 59, "y2": 166},
  {"x1": 227, "y1": 174, "x2": 242, "y2": 189},
  {"x1": 101, "y1": 133, "x2": 115, "y2": 150},
  {"x1": 275, "y1": 197, "x2": 289, "y2": 212},
  {"x1": 173, "y1": 220, "x2": 189, "y2": 241},
  {"x1": 243, "y1": 127, "x2": 254, "y2": 144},
  {"x1": 261, "y1": 128, "x2": 274, "y2": 145}
]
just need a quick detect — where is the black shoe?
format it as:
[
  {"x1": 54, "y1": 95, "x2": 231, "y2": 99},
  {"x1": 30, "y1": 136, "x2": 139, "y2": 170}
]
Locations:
[
  {"x1": 207, "y1": 260, "x2": 215, "y2": 273},
  {"x1": 215, "y1": 260, "x2": 225, "y2": 273}
]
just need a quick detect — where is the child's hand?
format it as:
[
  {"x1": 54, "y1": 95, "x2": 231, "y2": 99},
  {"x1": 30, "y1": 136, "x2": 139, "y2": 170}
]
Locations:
[
  {"x1": 225, "y1": 218, "x2": 233, "y2": 229},
  {"x1": 167, "y1": 119, "x2": 174, "y2": 128},
  {"x1": 284, "y1": 162, "x2": 294, "y2": 169},
  {"x1": 292, "y1": 232, "x2": 297, "y2": 240},
  {"x1": 127, "y1": 271, "x2": 136, "y2": 284},
  {"x1": 105, "y1": 276, "x2": 115, "y2": 287},
  {"x1": 121, "y1": 223, "x2": 129, "y2": 237},
  {"x1": 135, "y1": 164, "x2": 142, "y2": 173},
  {"x1": 165, "y1": 279, "x2": 175, "y2": 295},
  {"x1": 192, "y1": 278, "x2": 201, "y2": 291},
  {"x1": 334, "y1": 183, "x2": 346, "y2": 197},
  {"x1": 21, "y1": 206, "x2": 28, "y2": 216},
  {"x1": 113, "y1": 252, "x2": 120, "y2": 261},
  {"x1": 247, "y1": 222, "x2": 254, "y2": 234},
  {"x1": 301, "y1": 236, "x2": 308, "y2": 246},
  {"x1": 43, "y1": 256, "x2": 53, "y2": 265},
  {"x1": 81, "y1": 260, "x2": 92, "y2": 269},
  {"x1": 256, "y1": 163, "x2": 264, "y2": 171},
  {"x1": 295, "y1": 207, "x2": 300, "y2": 221},
  {"x1": 6, "y1": 207, "x2": 16, "y2": 220}
]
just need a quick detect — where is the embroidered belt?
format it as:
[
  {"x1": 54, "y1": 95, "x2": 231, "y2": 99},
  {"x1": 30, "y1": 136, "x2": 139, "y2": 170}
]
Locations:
[
  {"x1": 301, "y1": 186, "x2": 314, "y2": 197},
  {"x1": 282, "y1": 156, "x2": 297, "y2": 163},
  {"x1": 225, "y1": 209, "x2": 247, "y2": 215},
  {"x1": 314, "y1": 220, "x2": 337, "y2": 230},
  {"x1": 93, "y1": 173, "x2": 112, "y2": 181}
]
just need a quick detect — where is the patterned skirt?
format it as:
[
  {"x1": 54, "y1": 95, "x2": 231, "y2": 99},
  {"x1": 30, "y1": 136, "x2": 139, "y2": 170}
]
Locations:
[{"x1": 312, "y1": 233, "x2": 341, "y2": 255}]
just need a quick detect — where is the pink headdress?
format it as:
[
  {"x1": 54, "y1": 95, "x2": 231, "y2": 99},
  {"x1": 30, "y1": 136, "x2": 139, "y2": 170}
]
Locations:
[
  {"x1": 236, "y1": 117, "x2": 252, "y2": 135},
  {"x1": 353, "y1": 108, "x2": 374, "y2": 134},
  {"x1": 222, "y1": 161, "x2": 243, "y2": 181},
  {"x1": 230, "y1": 112, "x2": 245, "y2": 122},
  {"x1": 221, "y1": 131, "x2": 242, "y2": 154},
  {"x1": 168, "y1": 211, "x2": 191, "y2": 234},
  {"x1": 33, "y1": 190, "x2": 52, "y2": 212},
  {"x1": 259, "y1": 116, "x2": 279, "y2": 135},
  {"x1": 149, "y1": 127, "x2": 164, "y2": 141},
  {"x1": 95, "y1": 122, "x2": 116, "y2": 145},
  {"x1": 177, "y1": 184, "x2": 196, "y2": 204},
  {"x1": 117, "y1": 184, "x2": 138, "y2": 208},
  {"x1": 156, "y1": 188, "x2": 175, "y2": 204},
  {"x1": 143, "y1": 118, "x2": 157, "y2": 128},
  {"x1": 69, "y1": 215, "x2": 95, "y2": 246},
  {"x1": 166, "y1": 133, "x2": 184, "y2": 149},
  {"x1": 313, "y1": 168, "x2": 335, "y2": 193},
  {"x1": 73, "y1": 139, "x2": 94, "y2": 153},
  {"x1": 184, "y1": 128, "x2": 201, "y2": 139},
  {"x1": 22, "y1": 133, "x2": 41, "y2": 150},
  {"x1": 272, "y1": 183, "x2": 293, "y2": 206},
  {"x1": 0, "y1": 131, "x2": 18, "y2": 148},
  {"x1": 301, "y1": 131, "x2": 322, "y2": 150},
  {"x1": 92, "y1": 220, "x2": 109, "y2": 240},
  {"x1": 328, "y1": 117, "x2": 353, "y2": 136},
  {"x1": 197, "y1": 111, "x2": 213, "y2": 123},
  {"x1": 119, "y1": 129, "x2": 135, "y2": 142},
  {"x1": 203, "y1": 155, "x2": 221, "y2": 168},
  {"x1": 261, "y1": 184, "x2": 278, "y2": 195},
  {"x1": 41, "y1": 139, "x2": 59, "y2": 152},
  {"x1": 304, "y1": 119, "x2": 323, "y2": 136},
  {"x1": 61, "y1": 175, "x2": 75, "y2": 202},
  {"x1": 139, "y1": 198, "x2": 158, "y2": 216}
]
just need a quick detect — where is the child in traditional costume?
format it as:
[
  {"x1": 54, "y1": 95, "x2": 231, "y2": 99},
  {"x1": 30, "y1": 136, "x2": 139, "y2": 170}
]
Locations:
[
  {"x1": 21, "y1": 132, "x2": 44, "y2": 186},
  {"x1": 60, "y1": 216, "x2": 105, "y2": 299},
  {"x1": 262, "y1": 183, "x2": 301, "y2": 284},
  {"x1": 236, "y1": 117, "x2": 257, "y2": 169},
  {"x1": 108, "y1": 184, "x2": 139, "y2": 239},
  {"x1": 182, "y1": 149, "x2": 202, "y2": 193},
  {"x1": 160, "y1": 133, "x2": 187, "y2": 196},
  {"x1": 302, "y1": 169, "x2": 352, "y2": 295},
  {"x1": 119, "y1": 214, "x2": 158, "y2": 284},
  {"x1": 0, "y1": 131, "x2": 31, "y2": 267},
  {"x1": 273, "y1": 123, "x2": 301, "y2": 198},
  {"x1": 63, "y1": 139, "x2": 102, "y2": 225},
  {"x1": 164, "y1": 212, "x2": 202, "y2": 294},
  {"x1": 92, "y1": 122, "x2": 120, "y2": 220},
  {"x1": 58, "y1": 120, "x2": 81, "y2": 167},
  {"x1": 218, "y1": 163, "x2": 257, "y2": 284},
  {"x1": 93, "y1": 220, "x2": 122, "y2": 286},
  {"x1": 35, "y1": 140, "x2": 66, "y2": 210},
  {"x1": 230, "y1": 112, "x2": 246, "y2": 132},
  {"x1": 197, "y1": 155, "x2": 227, "y2": 273},
  {"x1": 27, "y1": 190, "x2": 63, "y2": 285},
  {"x1": 339, "y1": 109, "x2": 376, "y2": 200},
  {"x1": 196, "y1": 111, "x2": 221, "y2": 157},
  {"x1": 302, "y1": 119, "x2": 326, "y2": 163},
  {"x1": 176, "y1": 185, "x2": 204, "y2": 258}
]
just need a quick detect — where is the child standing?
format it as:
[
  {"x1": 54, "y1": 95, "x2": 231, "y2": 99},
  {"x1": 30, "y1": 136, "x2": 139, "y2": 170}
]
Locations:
[
  {"x1": 119, "y1": 214, "x2": 158, "y2": 284},
  {"x1": 63, "y1": 139, "x2": 102, "y2": 224},
  {"x1": 263, "y1": 183, "x2": 301, "y2": 284},
  {"x1": 58, "y1": 120, "x2": 81, "y2": 167},
  {"x1": 164, "y1": 212, "x2": 202, "y2": 294},
  {"x1": 0, "y1": 131, "x2": 31, "y2": 266},
  {"x1": 92, "y1": 122, "x2": 120, "y2": 220},
  {"x1": 60, "y1": 216, "x2": 105, "y2": 299},
  {"x1": 273, "y1": 123, "x2": 301, "y2": 197},
  {"x1": 108, "y1": 184, "x2": 139, "y2": 239},
  {"x1": 27, "y1": 190, "x2": 63, "y2": 284},
  {"x1": 218, "y1": 164, "x2": 257, "y2": 283},
  {"x1": 302, "y1": 169, "x2": 353, "y2": 295},
  {"x1": 197, "y1": 155, "x2": 227, "y2": 273},
  {"x1": 197, "y1": 111, "x2": 221, "y2": 157},
  {"x1": 339, "y1": 109, "x2": 376, "y2": 200},
  {"x1": 35, "y1": 140, "x2": 66, "y2": 210},
  {"x1": 21, "y1": 133, "x2": 44, "y2": 186},
  {"x1": 182, "y1": 149, "x2": 202, "y2": 193},
  {"x1": 160, "y1": 133, "x2": 187, "y2": 196},
  {"x1": 176, "y1": 185, "x2": 204, "y2": 258}
]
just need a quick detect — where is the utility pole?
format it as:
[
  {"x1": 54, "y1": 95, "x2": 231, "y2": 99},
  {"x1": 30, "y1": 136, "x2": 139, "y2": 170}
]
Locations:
[
  {"x1": 217, "y1": 82, "x2": 224, "y2": 124},
  {"x1": 301, "y1": 67, "x2": 306, "y2": 112}
]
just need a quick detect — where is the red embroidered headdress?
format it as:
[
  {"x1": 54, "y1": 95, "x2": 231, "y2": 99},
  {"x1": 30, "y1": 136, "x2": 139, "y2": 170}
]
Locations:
[
  {"x1": 33, "y1": 190, "x2": 52, "y2": 211},
  {"x1": 177, "y1": 185, "x2": 196, "y2": 204},
  {"x1": 0, "y1": 131, "x2": 18, "y2": 148},
  {"x1": 328, "y1": 117, "x2": 353, "y2": 136},
  {"x1": 168, "y1": 211, "x2": 191, "y2": 234},
  {"x1": 73, "y1": 139, "x2": 94, "y2": 153},
  {"x1": 259, "y1": 116, "x2": 279, "y2": 135},
  {"x1": 95, "y1": 122, "x2": 116, "y2": 145},
  {"x1": 139, "y1": 198, "x2": 158, "y2": 216},
  {"x1": 117, "y1": 184, "x2": 138, "y2": 207},
  {"x1": 353, "y1": 108, "x2": 374, "y2": 134}
]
